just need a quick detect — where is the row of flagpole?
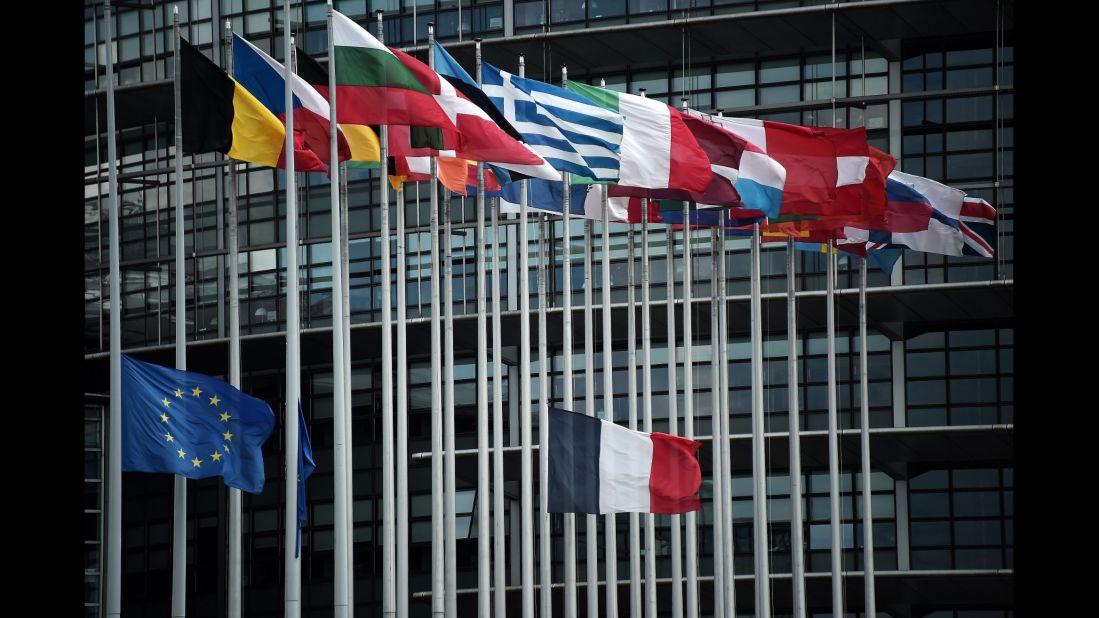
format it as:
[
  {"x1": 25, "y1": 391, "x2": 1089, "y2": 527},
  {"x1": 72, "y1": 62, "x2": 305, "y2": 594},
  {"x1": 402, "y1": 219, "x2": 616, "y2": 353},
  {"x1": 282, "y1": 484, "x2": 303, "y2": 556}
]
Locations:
[{"x1": 96, "y1": 6, "x2": 889, "y2": 617}]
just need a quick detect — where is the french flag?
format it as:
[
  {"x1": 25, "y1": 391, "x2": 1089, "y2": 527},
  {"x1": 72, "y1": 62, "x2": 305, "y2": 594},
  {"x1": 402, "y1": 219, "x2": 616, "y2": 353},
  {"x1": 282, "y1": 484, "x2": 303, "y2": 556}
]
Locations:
[{"x1": 547, "y1": 407, "x2": 703, "y2": 515}]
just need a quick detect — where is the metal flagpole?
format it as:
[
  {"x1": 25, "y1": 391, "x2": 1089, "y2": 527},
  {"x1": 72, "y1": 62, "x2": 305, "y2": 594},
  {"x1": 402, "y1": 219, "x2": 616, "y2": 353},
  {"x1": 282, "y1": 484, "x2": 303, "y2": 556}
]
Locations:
[
  {"x1": 171, "y1": 9, "x2": 188, "y2": 617},
  {"x1": 474, "y1": 39, "x2": 492, "y2": 618},
  {"x1": 750, "y1": 225, "x2": 771, "y2": 618},
  {"x1": 709, "y1": 220, "x2": 726, "y2": 618},
  {"x1": 786, "y1": 239, "x2": 806, "y2": 618},
  {"x1": 374, "y1": 10, "x2": 397, "y2": 618},
  {"x1": 444, "y1": 183, "x2": 457, "y2": 618},
  {"x1": 490, "y1": 146, "x2": 506, "y2": 618},
  {"x1": 537, "y1": 208, "x2": 553, "y2": 618},
  {"x1": 224, "y1": 20, "x2": 243, "y2": 618},
  {"x1": 641, "y1": 200, "x2": 657, "y2": 618},
  {"x1": 597, "y1": 162, "x2": 615, "y2": 615},
  {"x1": 542, "y1": 207, "x2": 556, "y2": 618},
  {"x1": 627, "y1": 212, "x2": 640, "y2": 618},
  {"x1": 105, "y1": 1, "x2": 123, "y2": 615},
  {"x1": 428, "y1": 22, "x2": 445, "y2": 618},
  {"x1": 859, "y1": 259, "x2": 877, "y2": 617},
  {"x1": 518, "y1": 55, "x2": 538, "y2": 618},
  {"x1": 560, "y1": 110, "x2": 576, "y2": 618},
  {"x1": 718, "y1": 211, "x2": 735, "y2": 618},
  {"x1": 683, "y1": 201, "x2": 699, "y2": 618},
  {"x1": 665, "y1": 223, "x2": 684, "y2": 618},
  {"x1": 282, "y1": 3, "x2": 302, "y2": 614},
  {"x1": 826, "y1": 239, "x2": 843, "y2": 618},
  {"x1": 340, "y1": 161, "x2": 354, "y2": 618},
  {"x1": 328, "y1": 5, "x2": 350, "y2": 616},
  {"x1": 396, "y1": 179, "x2": 410, "y2": 618}
]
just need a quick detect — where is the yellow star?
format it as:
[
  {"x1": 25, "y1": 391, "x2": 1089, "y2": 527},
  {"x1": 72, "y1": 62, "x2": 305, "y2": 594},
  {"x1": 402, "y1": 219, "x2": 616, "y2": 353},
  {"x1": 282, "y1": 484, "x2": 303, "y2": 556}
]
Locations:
[
  {"x1": 165, "y1": 432, "x2": 174, "y2": 442},
  {"x1": 192, "y1": 457, "x2": 202, "y2": 468},
  {"x1": 220, "y1": 411, "x2": 231, "y2": 422},
  {"x1": 223, "y1": 430, "x2": 233, "y2": 442},
  {"x1": 223, "y1": 444, "x2": 231, "y2": 453},
  {"x1": 178, "y1": 448, "x2": 186, "y2": 459},
  {"x1": 161, "y1": 413, "x2": 169, "y2": 423},
  {"x1": 191, "y1": 387, "x2": 202, "y2": 397},
  {"x1": 211, "y1": 451, "x2": 222, "y2": 462},
  {"x1": 174, "y1": 388, "x2": 183, "y2": 398},
  {"x1": 162, "y1": 398, "x2": 171, "y2": 407},
  {"x1": 209, "y1": 395, "x2": 221, "y2": 406}
]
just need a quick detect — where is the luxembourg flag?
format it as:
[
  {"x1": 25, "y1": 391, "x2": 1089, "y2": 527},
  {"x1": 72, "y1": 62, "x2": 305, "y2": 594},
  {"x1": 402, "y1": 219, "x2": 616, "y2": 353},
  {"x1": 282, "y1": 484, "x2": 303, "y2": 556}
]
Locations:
[{"x1": 547, "y1": 406, "x2": 703, "y2": 514}]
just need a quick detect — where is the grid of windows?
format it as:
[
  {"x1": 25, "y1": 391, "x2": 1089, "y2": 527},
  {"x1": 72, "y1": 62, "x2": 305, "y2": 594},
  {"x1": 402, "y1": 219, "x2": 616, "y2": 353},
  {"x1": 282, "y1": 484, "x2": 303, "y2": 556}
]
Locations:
[
  {"x1": 905, "y1": 327, "x2": 1013, "y2": 427},
  {"x1": 909, "y1": 467, "x2": 1013, "y2": 571}
]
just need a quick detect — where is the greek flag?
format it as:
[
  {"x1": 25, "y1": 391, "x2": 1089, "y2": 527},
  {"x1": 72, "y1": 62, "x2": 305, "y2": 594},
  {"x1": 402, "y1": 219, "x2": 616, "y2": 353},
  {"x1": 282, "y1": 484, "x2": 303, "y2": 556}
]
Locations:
[{"x1": 481, "y1": 62, "x2": 623, "y2": 181}]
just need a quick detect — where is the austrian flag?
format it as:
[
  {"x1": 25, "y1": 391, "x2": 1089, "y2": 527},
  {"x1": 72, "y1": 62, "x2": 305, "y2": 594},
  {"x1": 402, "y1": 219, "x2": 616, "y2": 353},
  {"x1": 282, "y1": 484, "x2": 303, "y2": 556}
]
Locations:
[{"x1": 548, "y1": 407, "x2": 703, "y2": 515}]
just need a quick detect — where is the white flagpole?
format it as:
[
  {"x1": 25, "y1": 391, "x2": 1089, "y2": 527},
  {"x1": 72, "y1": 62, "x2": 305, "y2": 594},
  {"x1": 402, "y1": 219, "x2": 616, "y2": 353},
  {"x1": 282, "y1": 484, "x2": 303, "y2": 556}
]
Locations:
[
  {"x1": 224, "y1": 20, "x2": 243, "y2": 618},
  {"x1": 537, "y1": 207, "x2": 553, "y2": 618},
  {"x1": 328, "y1": 4, "x2": 350, "y2": 616},
  {"x1": 627, "y1": 211, "x2": 640, "y2": 618},
  {"x1": 641, "y1": 199, "x2": 657, "y2": 618},
  {"x1": 786, "y1": 239, "x2": 807, "y2": 618},
  {"x1": 709, "y1": 220, "x2": 726, "y2": 618},
  {"x1": 374, "y1": 10, "x2": 397, "y2": 618},
  {"x1": 490, "y1": 184, "x2": 506, "y2": 618},
  {"x1": 473, "y1": 39, "x2": 492, "y2": 618},
  {"x1": 171, "y1": 8, "x2": 188, "y2": 617},
  {"x1": 282, "y1": 3, "x2": 302, "y2": 614},
  {"x1": 859, "y1": 258, "x2": 877, "y2": 617},
  {"x1": 518, "y1": 54, "x2": 538, "y2": 618},
  {"x1": 597, "y1": 163, "x2": 615, "y2": 615},
  {"x1": 340, "y1": 160, "x2": 354, "y2": 618},
  {"x1": 396, "y1": 179, "x2": 410, "y2": 618},
  {"x1": 665, "y1": 222, "x2": 683, "y2": 618},
  {"x1": 444, "y1": 181, "x2": 457, "y2": 618},
  {"x1": 718, "y1": 212, "x2": 735, "y2": 617},
  {"x1": 683, "y1": 200, "x2": 699, "y2": 618},
  {"x1": 750, "y1": 225, "x2": 771, "y2": 618},
  {"x1": 104, "y1": 1, "x2": 123, "y2": 615},
  {"x1": 428, "y1": 22, "x2": 445, "y2": 618},
  {"x1": 827, "y1": 240, "x2": 844, "y2": 618},
  {"x1": 542, "y1": 208, "x2": 556, "y2": 618}
]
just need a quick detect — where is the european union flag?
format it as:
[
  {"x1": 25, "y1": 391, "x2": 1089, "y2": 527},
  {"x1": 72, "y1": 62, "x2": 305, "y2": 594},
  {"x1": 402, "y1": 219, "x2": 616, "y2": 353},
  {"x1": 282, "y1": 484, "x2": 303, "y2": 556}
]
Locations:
[
  {"x1": 121, "y1": 354, "x2": 276, "y2": 494},
  {"x1": 296, "y1": 400, "x2": 315, "y2": 558}
]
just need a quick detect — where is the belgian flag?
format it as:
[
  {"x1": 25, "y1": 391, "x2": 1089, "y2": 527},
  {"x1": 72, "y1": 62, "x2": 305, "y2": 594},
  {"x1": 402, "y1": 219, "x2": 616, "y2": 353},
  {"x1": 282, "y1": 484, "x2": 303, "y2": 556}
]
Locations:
[{"x1": 180, "y1": 39, "x2": 285, "y2": 168}]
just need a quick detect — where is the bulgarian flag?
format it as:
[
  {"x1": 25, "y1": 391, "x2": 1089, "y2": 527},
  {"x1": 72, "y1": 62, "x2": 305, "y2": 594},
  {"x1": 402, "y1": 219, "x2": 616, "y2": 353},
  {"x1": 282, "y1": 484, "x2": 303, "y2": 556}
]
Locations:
[
  {"x1": 566, "y1": 81, "x2": 712, "y2": 194},
  {"x1": 324, "y1": 10, "x2": 453, "y2": 130}
]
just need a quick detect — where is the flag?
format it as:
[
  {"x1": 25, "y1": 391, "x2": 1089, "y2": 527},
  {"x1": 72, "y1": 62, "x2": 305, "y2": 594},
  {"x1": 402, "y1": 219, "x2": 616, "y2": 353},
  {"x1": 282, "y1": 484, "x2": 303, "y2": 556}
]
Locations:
[
  {"x1": 179, "y1": 38, "x2": 286, "y2": 169},
  {"x1": 296, "y1": 401, "x2": 315, "y2": 558},
  {"x1": 681, "y1": 112, "x2": 786, "y2": 218},
  {"x1": 566, "y1": 81, "x2": 711, "y2": 193},
  {"x1": 295, "y1": 46, "x2": 381, "y2": 168},
  {"x1": 481, "y1": 61, "x2": 623, "y2": 181},
  {"x1": 120, "y1": 355, "x2": 275, "y2": 494},
  {"x1": 498, "y1": 178, "x2": 593, "y2": 217},
  {"x1": 547, "y1": 407, "x2": 702, "y2": 514},
  {"x1": 318, "y1": 10, "x2": 454, "y2": 129},
  {"x1": 390, "y1": 156, "x2": 503, "y2": 196},
  {"x1": 232, "y1": 34, "x2": 351, "y2": 170}
]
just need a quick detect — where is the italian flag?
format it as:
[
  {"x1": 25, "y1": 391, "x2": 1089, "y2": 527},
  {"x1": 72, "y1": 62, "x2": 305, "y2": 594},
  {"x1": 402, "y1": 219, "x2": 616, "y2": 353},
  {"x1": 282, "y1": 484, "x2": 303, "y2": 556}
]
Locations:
[
  {"x1": 567, "y1": 81, "x2": 712, "y2": 194},
  {"x1": 326, "y1": 10, "x2": 453, "y2": 129}
]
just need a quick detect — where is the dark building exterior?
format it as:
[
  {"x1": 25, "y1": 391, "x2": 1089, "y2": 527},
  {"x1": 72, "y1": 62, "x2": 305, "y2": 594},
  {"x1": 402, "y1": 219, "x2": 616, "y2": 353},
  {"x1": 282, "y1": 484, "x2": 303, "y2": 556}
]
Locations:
[{"x1": 84, "y1": 1, "x2": 1013, "y2": 616}]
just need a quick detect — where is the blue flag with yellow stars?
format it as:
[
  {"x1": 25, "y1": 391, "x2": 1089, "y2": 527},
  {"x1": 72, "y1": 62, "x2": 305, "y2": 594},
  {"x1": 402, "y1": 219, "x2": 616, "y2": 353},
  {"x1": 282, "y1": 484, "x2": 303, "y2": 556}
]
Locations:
[
  {"x1": 296, "y1": 400, "x2": 315, "y2": 558},
  {"x1": 120, "y1": 354, "x2": 276, "y2": 494}
]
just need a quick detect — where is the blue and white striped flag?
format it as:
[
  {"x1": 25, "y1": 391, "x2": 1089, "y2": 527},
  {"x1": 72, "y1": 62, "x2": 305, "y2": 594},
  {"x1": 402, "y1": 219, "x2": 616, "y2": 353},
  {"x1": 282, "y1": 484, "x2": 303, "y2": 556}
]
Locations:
[{"x1": 481, "y1": 62, "x2": 624, "y2": 182}]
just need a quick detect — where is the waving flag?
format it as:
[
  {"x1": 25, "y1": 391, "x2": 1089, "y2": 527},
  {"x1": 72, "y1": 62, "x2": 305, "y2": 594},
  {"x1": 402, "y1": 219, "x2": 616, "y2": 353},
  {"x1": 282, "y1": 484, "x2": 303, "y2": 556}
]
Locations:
[
  {"x1": 481, "y1": 62, "x2": 623, "y2": 181},
  {"x1": 295, "y1": 46, "x2": 380, "y2": 168},
  {"x1": 296, "y1": 401, "x2": 315, "y2": 558},
  {"x1": 681, "y1": 112, "x2": 786, "y2": 218}
]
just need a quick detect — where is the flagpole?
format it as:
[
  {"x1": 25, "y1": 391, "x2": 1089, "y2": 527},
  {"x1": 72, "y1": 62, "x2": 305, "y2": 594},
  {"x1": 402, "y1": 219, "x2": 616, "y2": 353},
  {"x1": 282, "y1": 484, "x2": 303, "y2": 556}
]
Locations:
[
  {"x1": 517, "y1": 54, "x2": 538, "y2": 618},
  {"x1": 826, "y1": 239, "x2": 844, "y2": 618},
  {"x1": 105, "y1": 1, "x2": 123, "y2": 615},
  {"x1": 537, "y1": 207, "x2": 552, "y2": 618},
  {"x1": 542, "y1": 206, "x2": 557, "y2": 618},
  {"x1": 683, "y1": 200, "x2": 699, "y2": 618},
  {"x1": 859, "y1": 258, "x2": 877, "y2": 618},
  {"x1": 627, "y1": 212, "x2": 640, "y2": 618},
  {"x1": 718, "y1": 210, "x2": 735, "y2": 618},
  {"x1": 396, "y1": 179, "x2": 410, "y2": 618},
  {"x1": 327, "y1": 4, "x2": 350, "y2": 616},
  {"x1": 750, "y1": 224, "x2": 772, "y2": 618},
  {"x1": 641, "y1": 199, "x2": 657, "y2": 618},
  {"x1": 594, "y1": 169, "x2": 610, "y2": 618},
  {"x1": 665, "y1": 222, "x2": 683, "y2": 618},
  {"x1": 786, "y1": 239, "x2": 807, "y2": 618},
  {"x1": 473, "y1": 39, "x2": 492, "y2": 618},
  {"x1": 224, "y1": 19, "x2": 243, "y2": 618},
  {"x1": 427, "y1": 26, "x2": 445, "y2": 615},
  {"x1": 282, "y1": 2, "x2": 302, "y2": 615},
  {"x1": 489, "y1": 89, "x2": 507, "y2": 618},
  {"x1": 710, "y1": 219, "x2": 727, "y2": 618},
  {"x1": 340, "y1": 158, "x2": 355, "y2": 618},
  {"x1": 171, "y1": 8, "x2": 188, "y2": 617},
  {"x1": 444, "y1": 177, "x2": 458, "y2": 618}
]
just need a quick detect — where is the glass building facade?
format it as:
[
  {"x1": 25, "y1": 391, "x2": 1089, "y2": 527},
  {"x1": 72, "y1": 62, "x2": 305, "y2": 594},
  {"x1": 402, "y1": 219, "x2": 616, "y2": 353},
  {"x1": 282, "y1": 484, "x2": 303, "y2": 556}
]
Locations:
[{"x1": 84, "y1": 0, "x2": 1014, "y2": 616}]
